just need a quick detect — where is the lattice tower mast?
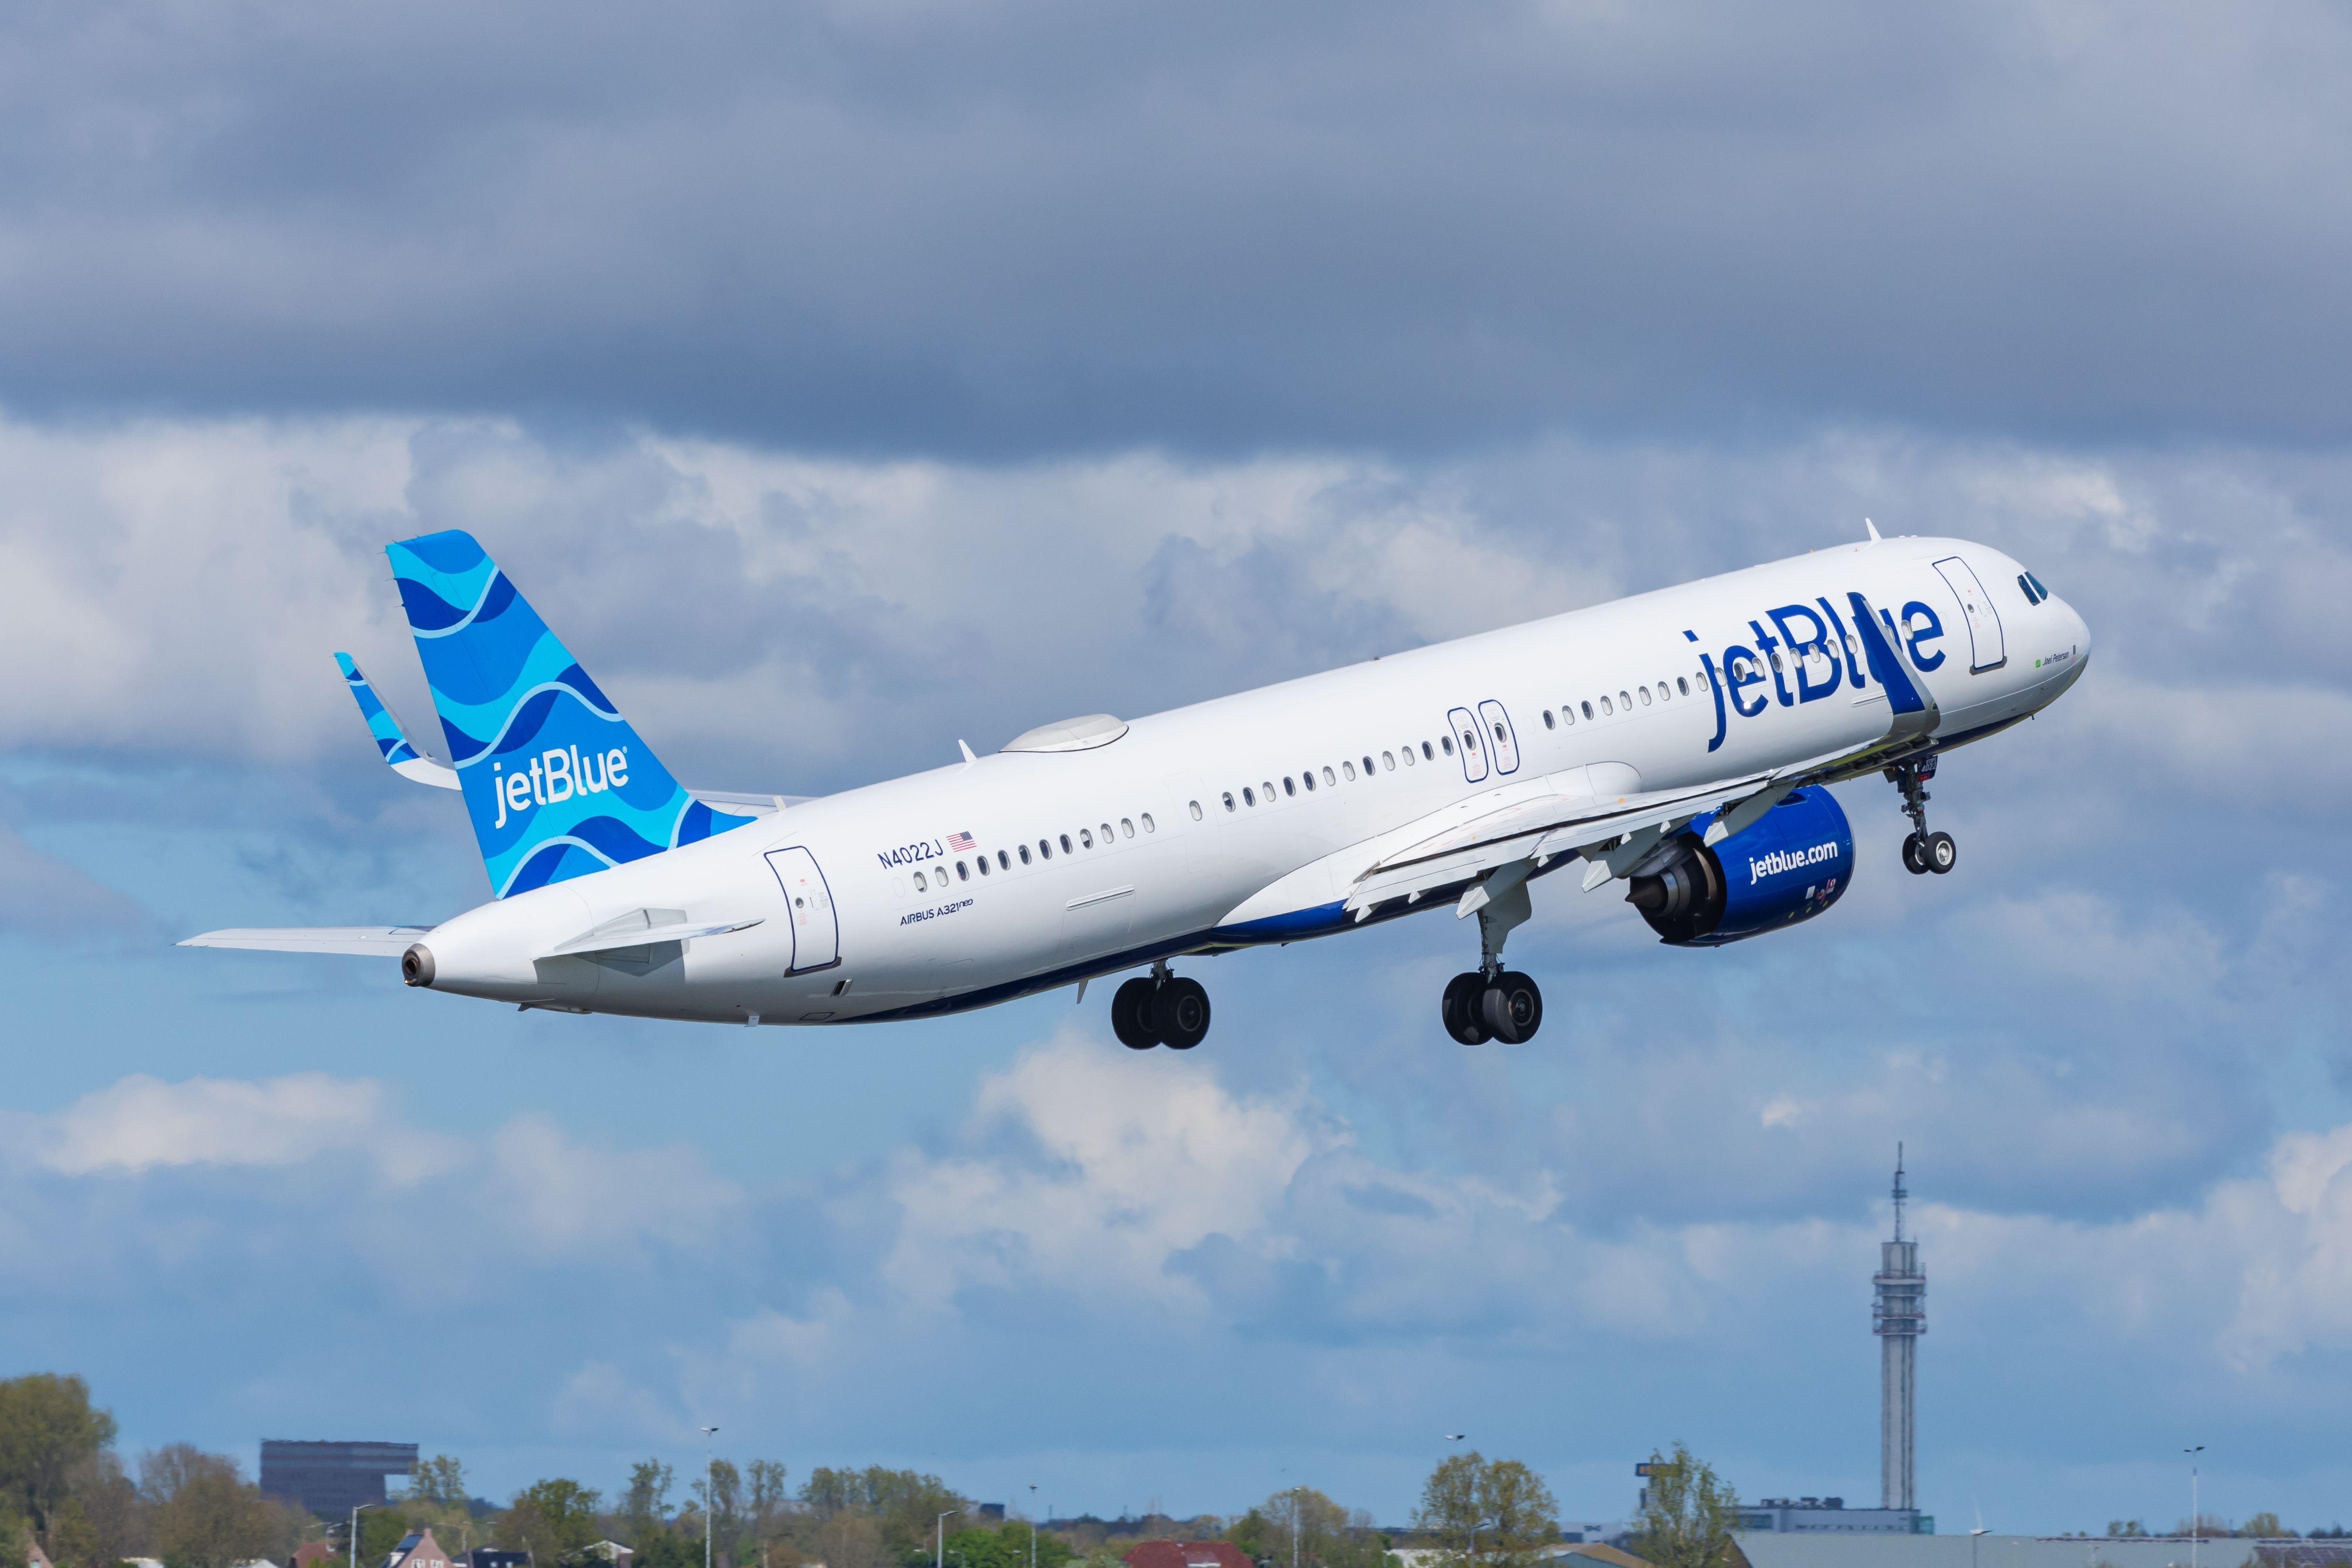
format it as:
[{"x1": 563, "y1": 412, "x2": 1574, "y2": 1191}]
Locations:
[{"x1": 1874, "y1": 1144, "x2": 1926, "y2": 1511}]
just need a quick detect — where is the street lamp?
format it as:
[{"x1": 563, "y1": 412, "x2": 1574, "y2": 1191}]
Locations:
[
  {"x1": 702, "y1": 1427, "x2": 721, "y2": 1568},
  {"x1": 938, "y1": 1509, "x2": 961, "y2": 1568},
  {"x1": 1029, "y1": 1487, "x2": 1039, "y2": 1568},
  {"x1": 1445, "y1": 1435, "x2": 1475, "y2": 1568},
  {"x1": 350, "y1": 1504, "x2": 380, "y2": 1568},
  {"x1": 1969, "y1": 1526, "x2": 1987, "y2": 1568},
  {"x1": 2184, "y1": 1447, "x2": 2205, "y2": 1568}
]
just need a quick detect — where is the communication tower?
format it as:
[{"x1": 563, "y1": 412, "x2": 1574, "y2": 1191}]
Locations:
[{"x1": 1873, "y1": 1145, "x2": 1926, "y2": 1511}]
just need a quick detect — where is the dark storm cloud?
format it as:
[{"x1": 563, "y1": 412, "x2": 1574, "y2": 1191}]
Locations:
[{"x1": 3, "y1": 0, "x2": 2349, "y2": 452}]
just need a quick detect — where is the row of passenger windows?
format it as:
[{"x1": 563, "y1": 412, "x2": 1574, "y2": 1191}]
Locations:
[
  {"x1": 1537, "y1": 671, "x2": 1705, "y2": 728},
  {"x1": 906, "y1": 813, "x2": 1159, "y2": 894},
  {"x1": 1190, "y1": 735, "x2": 1468, "y2": 820}
]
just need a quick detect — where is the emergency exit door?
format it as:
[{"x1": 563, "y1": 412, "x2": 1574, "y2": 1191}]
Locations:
[{"x1": 765, "y1": 847, "x2": 839, "y2": 972}]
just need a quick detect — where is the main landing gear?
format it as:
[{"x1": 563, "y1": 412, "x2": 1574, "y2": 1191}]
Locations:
[
  {"x1": 1441, "y1": 870, "x2": 1544, "y2": 1045},
  {"x1": 1111, "y1": 961, "x2": 1211, "y2": 1050},
  {"x1": 1887, "y1": 755, "x2": 1956, "y2": 876}
]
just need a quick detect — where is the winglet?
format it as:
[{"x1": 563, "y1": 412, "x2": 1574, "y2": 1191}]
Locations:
[
  {"x1": 336, "y1": 653, "x2": 460, "y2": 790},
  {"x1": 1865, "y1": 518, "x2": 1882, "y2": 543}
]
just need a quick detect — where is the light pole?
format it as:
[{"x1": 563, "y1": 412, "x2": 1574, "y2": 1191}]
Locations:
[
  {"x1": 702, "y1": 1427, "x2": 720, "y2": 1568},
  {"x1": 350, "y1": 1504, "x2": 380, "y2": 1568},
  {"x1": 1029, "y1": 1487, "x2": 1039, "y2": 1568},
  {"x1": 2184, "y1": 1447, "x2": 2205, "y2": 1568},
  {"x1": 1969, "y1": 1526, "x2": 1986, "y2": 1568},
  {"x1": 938, "y1": 1510, "x2": 960, "y2": 1568},
  {"x1": 1445, "y1": 1435, "x2": 1475, "y2": 1568}
]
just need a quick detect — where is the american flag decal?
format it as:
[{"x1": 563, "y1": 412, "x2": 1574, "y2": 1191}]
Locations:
[{"x1": 947, "y1": 831, "x2": 976, "y2": 852}]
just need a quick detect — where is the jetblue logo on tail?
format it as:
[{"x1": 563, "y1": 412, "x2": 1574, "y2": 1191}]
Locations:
[{"x1": 491, "y1": 747, "x2": 631, "y2": 829}]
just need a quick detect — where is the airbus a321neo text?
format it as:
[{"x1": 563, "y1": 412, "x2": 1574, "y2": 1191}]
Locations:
[{"x1": 185, "y1": 524, "x2": 2090, "y2": 1046}]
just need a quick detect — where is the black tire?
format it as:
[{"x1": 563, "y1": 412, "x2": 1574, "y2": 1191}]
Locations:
[
  {"x1": 1901, "y1": 833, "x2": 1931, "y2": 875},
  {"x1": 1111, "y1": 977, "x2": 1157, "y2": 1049},
  {"x1": 1152, "y1": 976, "x2": 1211, "y2": 1049},
  {"x1": 1481, "y1": 970, "x2": 1543, "y2": 1045},
  {"x1": 1441, "y1": 971, "x2": 1492, "y2": 1045},
  {"x1": 1926, "y1": 831, "x2": 1957, "y2": 874}
]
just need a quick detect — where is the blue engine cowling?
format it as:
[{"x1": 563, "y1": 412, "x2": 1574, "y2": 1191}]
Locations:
[{"x1": 1624, "y1": 785, "x2": 1854, "y2": 946}]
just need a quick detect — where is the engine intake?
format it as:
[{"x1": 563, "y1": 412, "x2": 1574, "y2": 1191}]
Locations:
[{"x1": 1626, "y1": 785, "x2": 1854, "y2": 946}]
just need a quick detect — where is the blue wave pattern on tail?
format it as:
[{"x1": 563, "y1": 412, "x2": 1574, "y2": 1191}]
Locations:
[
  {"x1": 385, "y1": 530, "x2": 753, "y2": 898},
  {"x1": 335, "y1": 653, "x2": 426, "y2": 766}
]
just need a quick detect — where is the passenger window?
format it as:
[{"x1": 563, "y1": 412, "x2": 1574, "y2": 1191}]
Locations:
[
  {"x1": 1040, "y1": 839, "x2": 1053, "y2": 859},
  {"x1": 1101, "y1": 822, "x2": 1113, "y2": 843},
  {"x1": 1581, "y1": 700, "x2": 1594, "y2": 719},
  {"x1": 1242, "y1": 786, "x2": 1255, "y2": 806},
  {"x1": 956, "y1": 861, "x2": 969, "y2": 881},
  {"x1": 1619, "y1": 689, "x2": 1632, "y2": 708},
  {"x1": 1223, "y1": 791, "x2": 1236, "y2": 812},
  {"x1": 1322, "y1": 765, "x2": 1336, "y2": 785},
  {"x1": 1019, "y1": 843, "x2": 1033, "y2": 864},
  {"x1": 1121, "y1": 818, "x2": 1134, "y2": 837},
  {"x1": 914, "y1": 870, "x2": 927, "y2": 891},
  {"x1": 1284, "y1": 776, "x2": 1296, "y2": 796},
  {"x1": 1677, "y1": 676, "x2": 1690, "y2": 696},
  {"x1": 1493, "y1": 722, "x2": 1506, "y2": 743},
  {"x1": 1080, "y1": 828, "x2": 1094, "y2": 848},
  {"x1": 1361, "y1": 755, "x2": 1374, "y2": 774},
  {"x1": 1382, "y1": 750, "x2": 1395, "y2": 770},
  {"x1": 1141, "y1": 813, "x2": 1155, "y2": 832},
  {"x1": 1600, "y1": 696, "x2": 1613, "y2": 715},
  {"x1": 1561, "y1": 703, "x2": 1575, "y2": 725},
  {"x1": 1639, "y1": 686, "x2": 1651, "y2": 706},
  {"x1": 979, "y1": 855, "x2": 993, "y2": 875},
  {"x1": 1462, "y1": 729, "x2": 1477, "y2": 753},
  {"x1": 1060, "y1": 833, "x2": 1073, "y2": 854},
  {"x1": 1542, "y1": 709, "x2": 1555, "y2": 729},
  {"x1": 998, "y1": 850, "x2": 1010, "y2": 869},
  {"x1": 1440, "y1": 736, "x2": 1454, "y2": 755},
  {"x1": 1188, "y1": 801, "x2": 1202, "y2": 821},
  {"x1": 1262, "y1": 780, "x2": 1274, "y2": 800},
  {"x1": 1422, "y1": 740, "x2": 1435, "y2": 760},
  {"x1": 1303, "y1": 770, "x2": 1317, "y2": 791}
]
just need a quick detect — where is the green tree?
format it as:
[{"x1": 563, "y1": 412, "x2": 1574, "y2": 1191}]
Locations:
[
  {"x1": 1629, "y1": 1444, "x2": 1739, "y2": 1568},
  {"x1": 625, "y1": 1462, "x2": 677, "y2": 1546},
  {"x1": 141, "y1": 1449, "x2": 292, "y2": 1568},
  {"x1": 1410, "y1": 1456, "x2": 1556, "y2": 1568},
  {"x1": 498, "y1": 1480, "x2": 604, "y2": 1567},
  {"x1": 796, "y1": 1467, "x2": 962, "y2": 1561},
  {"x1": 0, "y1": 1374, "x2": 120, "y2": 1544},
  {"x1": 411, "y1": 1457, "x2": 470, "y2": 1508},
  {"x1": 2241, "y1": 1513, "x2": 2291, "y2": 1539},
  {"x1": 938, "y1": 1524, "x2": 1075, "y2": 1568}
]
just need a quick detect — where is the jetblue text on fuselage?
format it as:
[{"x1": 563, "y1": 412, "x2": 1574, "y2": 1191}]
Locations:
[
  {"x1": 1691, "y1": 592, "x2": 1948, "y2": 751},
  {"x1": 491, "y1": 746, "x2": 631, "y2": 829}
]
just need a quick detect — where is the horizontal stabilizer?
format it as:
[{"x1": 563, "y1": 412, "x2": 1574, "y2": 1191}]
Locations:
[{"x1": 178, "y1": 926, "x2": 434, "y2": 956}]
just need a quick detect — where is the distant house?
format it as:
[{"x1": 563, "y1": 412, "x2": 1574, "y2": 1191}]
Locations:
[
  {"x1": 29, "y1": 1541, "x2": 54, "y2": 1568},
  {"x1": 295, "y1": 1543, "x2": 338, "y2": 1568},
  {"x1": 470, "y1": 1551, "x2": 529, "y2": 1568},
  {"x1": 1122, "y1": 1543, "x2": 1256, "y2": 1568},
  {"x1": 582, "y1": 1544, "x2": 636, "y2": 1568},
  {"x1": 385, "y1": 1528, "x2": 463, "y2": 1568}
]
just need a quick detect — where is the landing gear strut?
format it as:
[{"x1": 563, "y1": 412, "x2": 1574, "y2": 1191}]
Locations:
[
  {"x1": 1887, "y1": 755, "x2": 1956, "y2": 876},
  {"x1": 1111, "y1": 961, "x2": 1212, "y2": 1050},
  {"x1": 1440, "y1": 874, "x2": 1544, "y2": 1045}
]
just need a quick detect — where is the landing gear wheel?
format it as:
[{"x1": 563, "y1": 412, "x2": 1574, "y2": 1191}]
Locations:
[
  {"x1": 1925, "y1": 830, "x2": 1957, "y2": 874},
  {"x1": 1481, "y1": 970, "x2": 1543, "y2": 1045},
  {"x1": 1111, "y1": 977, "x2": 1158, "y2": 1049},
  {"x1": 1901, "y1": 833, "x2": 1931, "y2": 875},
  {"x1": 1441, "y1": 972, "x2": 1492, "y2": 1045},
  {"x1": 1151, "y1": 976, "x2": 1211, "y2": 1049}
]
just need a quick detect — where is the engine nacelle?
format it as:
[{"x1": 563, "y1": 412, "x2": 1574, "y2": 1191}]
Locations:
[{"x1": 1624, "y1": 785, "x2": 1854, "y2": 946}]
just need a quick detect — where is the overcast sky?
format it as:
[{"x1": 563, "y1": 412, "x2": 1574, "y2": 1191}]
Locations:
[{"x1": 3, "y1": 0, "x2": 2351, "y2": 1541}]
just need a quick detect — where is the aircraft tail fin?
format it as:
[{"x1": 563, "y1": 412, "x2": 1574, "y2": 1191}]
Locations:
[{"x1": 384, "y1": 530, "x2": 755, "y2": 898}]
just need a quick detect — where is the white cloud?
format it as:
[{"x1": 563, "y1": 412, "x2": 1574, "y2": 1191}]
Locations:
[
  {"x1": 485, "y1": 1112, "x2": 744, "y2": 1259},
  {"x1": 30, "y1": 1071, "x2": 393, "y2": 1176}
]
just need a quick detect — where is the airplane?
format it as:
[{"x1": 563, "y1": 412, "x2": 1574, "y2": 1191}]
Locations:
[{"x1": 183, "y1": 523, "x2": 2091, "y2": 1046}]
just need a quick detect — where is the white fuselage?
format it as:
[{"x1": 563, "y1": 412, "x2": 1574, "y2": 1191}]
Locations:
[{"x1": 413, "y1": 536, "x2": 2091, "y2": 1023}]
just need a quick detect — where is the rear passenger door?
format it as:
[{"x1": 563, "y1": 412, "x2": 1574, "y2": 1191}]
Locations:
[
  {"x1": 1447, "y1": 706, "x2": 1490, "y2": 782},
  {"x1": 1477, "y1": 700, "x2": 1521, "y2": 775}
]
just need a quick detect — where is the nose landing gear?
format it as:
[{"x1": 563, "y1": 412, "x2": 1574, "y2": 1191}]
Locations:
[
  {"x1": 1887, "y1": 756, "x2": 1956, "y2": 876},
  {"x1": 1110, "y1": 962, "x2": 1212, "y2": 1050}
]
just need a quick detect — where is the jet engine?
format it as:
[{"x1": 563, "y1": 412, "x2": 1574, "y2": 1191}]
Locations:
[{"x1": 1624, "y1": 785, "x2": 1854, "y2": 946}]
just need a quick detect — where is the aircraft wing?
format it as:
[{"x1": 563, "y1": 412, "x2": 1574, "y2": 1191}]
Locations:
[{"x1": 178, "y1": 926, "x2": 436, "y2": 956}]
